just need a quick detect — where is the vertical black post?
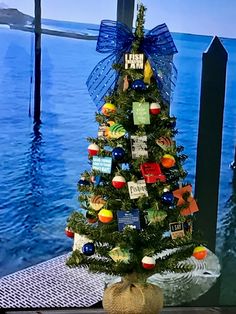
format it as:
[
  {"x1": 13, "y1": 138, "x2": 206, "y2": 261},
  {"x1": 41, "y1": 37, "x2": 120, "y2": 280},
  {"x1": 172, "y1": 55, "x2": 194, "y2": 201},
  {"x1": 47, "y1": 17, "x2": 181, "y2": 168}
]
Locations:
[
  {"x1": 191, "y1": 36, "x2": 227, "y2": 307},
  {"x1": 117, "y1": 0, "x2": 135, "y2": 30},
  {"x1": 195, "y1": 36, "x2": 227, "y2": 252},
  {"x1": 34, "y1": 0, "x2": 41, "y2": 123}
]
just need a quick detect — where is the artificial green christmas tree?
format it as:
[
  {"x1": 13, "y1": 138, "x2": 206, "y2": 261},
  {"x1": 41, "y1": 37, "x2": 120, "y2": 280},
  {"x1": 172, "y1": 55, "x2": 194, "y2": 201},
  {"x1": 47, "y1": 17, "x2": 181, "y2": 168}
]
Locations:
[{"x1": 65, "y1": 4, "x2": 207, "y2": 313}]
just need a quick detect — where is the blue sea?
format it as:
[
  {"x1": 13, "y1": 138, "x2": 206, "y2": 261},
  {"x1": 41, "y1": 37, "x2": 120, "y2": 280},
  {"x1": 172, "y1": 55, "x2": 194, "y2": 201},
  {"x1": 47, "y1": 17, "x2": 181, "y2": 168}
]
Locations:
[{"x1": 0, "y1": 19, "x2": 235, "y2": 305}]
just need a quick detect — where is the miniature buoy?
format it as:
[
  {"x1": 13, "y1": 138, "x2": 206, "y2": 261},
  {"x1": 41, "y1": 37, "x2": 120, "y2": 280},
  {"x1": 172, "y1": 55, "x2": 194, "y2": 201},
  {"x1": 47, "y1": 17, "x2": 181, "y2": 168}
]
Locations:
[
  {"x1": 102, "y1": 103, "x2": 117, "y2": 116},
  {"x1": 88, "y1": 143, "x2": 99, "y2": 156},
  {"x1": 141, "y1": 256, "x2": 156, "y2": 270},
  {"x1": 192, "y1": 246, "x2": 208, "y2": 260},
  {"x1": 150, "y1": 102, "x2": 161, "y2": 115},
  {"x1": 65, "y1": 227, "x2": 74, "y2": 238},
  {"x1": 112, "y1": 175, "x2": 126, "y2": 189},
  {"x1": 98, "y1": 208, "x2": 113, "y2": 223},
  {"x1": 161, "y1": 154, "x2": 176, "y2": 168}
]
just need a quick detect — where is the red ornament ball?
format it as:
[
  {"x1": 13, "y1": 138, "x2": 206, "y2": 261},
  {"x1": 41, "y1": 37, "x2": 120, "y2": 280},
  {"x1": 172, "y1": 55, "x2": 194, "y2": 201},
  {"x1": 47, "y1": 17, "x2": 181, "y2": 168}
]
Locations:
[
  {"x1": 141, "y1": 256, "x2": 156, "y2": 270},
  {"x1": 192, "y1": 246, "x2": 208, "y2": 260},
  {"x1": 150, "y1": 102, "x2": 161, "y2": 115},
  {"x1": 88, "y1": 143, "x2": 99, "y2": 156},
  {"x1": 65, "y1": 227, "x2": 74, "y2": 238},
  {"x1": 112, "y1": 175, "x2": 126, "y2": 189}
]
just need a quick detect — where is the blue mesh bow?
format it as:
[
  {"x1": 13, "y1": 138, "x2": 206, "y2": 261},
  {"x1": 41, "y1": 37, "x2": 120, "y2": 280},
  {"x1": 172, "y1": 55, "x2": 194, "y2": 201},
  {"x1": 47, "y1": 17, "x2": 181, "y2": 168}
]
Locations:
[{"x1": 86, "y1": 20, "x2": 178, "y2": 111}]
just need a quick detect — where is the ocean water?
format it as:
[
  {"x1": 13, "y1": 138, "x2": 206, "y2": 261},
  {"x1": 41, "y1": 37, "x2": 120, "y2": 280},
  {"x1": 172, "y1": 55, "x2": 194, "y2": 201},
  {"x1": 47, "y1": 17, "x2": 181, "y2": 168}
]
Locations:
[{"x1": 0, "y1": 20, "x2": 235, "y2": 305}]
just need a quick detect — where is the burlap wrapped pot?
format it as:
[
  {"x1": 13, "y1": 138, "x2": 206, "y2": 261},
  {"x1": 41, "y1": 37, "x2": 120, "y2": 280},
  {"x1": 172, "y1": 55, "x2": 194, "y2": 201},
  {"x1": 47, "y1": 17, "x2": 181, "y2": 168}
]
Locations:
[{"x1": 102, "y1": 274, "x2": 163, "y2": 314}]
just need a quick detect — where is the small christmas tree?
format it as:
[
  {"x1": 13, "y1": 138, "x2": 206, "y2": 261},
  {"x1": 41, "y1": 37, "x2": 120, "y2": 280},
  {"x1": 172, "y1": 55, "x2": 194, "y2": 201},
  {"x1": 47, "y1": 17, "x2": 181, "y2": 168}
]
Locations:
[{"x1": 65, "y1": 4, "x2": 207, "y2": 313}]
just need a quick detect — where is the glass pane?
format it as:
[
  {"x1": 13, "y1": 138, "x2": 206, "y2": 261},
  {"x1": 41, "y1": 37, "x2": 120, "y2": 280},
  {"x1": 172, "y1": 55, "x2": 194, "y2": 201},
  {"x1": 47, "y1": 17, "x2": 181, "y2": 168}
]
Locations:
[
  {"x1": 0, "y1": 0, "x2": 34, "y2": 276},
  {"x1": 141, "y1": 0, "x2": 236, "y2": 307},
  {"x1": 40, "y1": 0, "x2": 117, "y2": 273},
  {"x1": 0, "y1": 0, "x2": 116, "y2": 310}
]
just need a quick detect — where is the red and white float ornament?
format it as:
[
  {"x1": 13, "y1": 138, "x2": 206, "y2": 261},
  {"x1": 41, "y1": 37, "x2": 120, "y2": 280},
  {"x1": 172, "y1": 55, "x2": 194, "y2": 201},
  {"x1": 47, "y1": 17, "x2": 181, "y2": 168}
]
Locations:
[
  {"x1": 141, "y1": 256, "x2": 156, "y2": 270},
  {"x1": 88, "y1": 143, "x2": 99, "y2": 156},
  {"x1": 150, "y1": 102, "x2": 161, "y2": 115},
  {"x1": 112, "y1": 175, "x2": 126, "y2": 189},
  {"x1": 65, "y1": 227, "x2": 74, "y2": 238}
]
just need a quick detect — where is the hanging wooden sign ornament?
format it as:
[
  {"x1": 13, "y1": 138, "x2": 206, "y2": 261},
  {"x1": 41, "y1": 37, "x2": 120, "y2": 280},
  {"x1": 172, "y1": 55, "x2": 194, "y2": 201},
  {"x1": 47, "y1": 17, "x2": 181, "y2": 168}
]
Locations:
[
  {"x1": 173, "y1": 185, "x2": 199, "y2": 216},
  {"x1": 117, "y1": 209, "x2": 141, "y2": 231},
  {"x1": 90, "y1": 195, "x2": 106, "y2": 211},
  {"x1": 127, "y1": 180, "x2": 148, "y2": 199},
  {"x1": 156, "y1": 136, "x2": 174, "y2": 151},
  {"x1": 133, "y1": 102, "x2": 150, "y2": 125},
  {"x1": 140, "y1": 162, "x2": 166, "y2": 183},
  {"x1": 92, "y1": 156, "x2": 112, "y2": 174},
  {"x1": 169, "y1": 222, "x2": 185, "y2": 239},
  {"x1": 124, "y1": 53, "x2": 145, "y2": 69},
  {"x1": 130, "y1": 135, "x2": 148, "y2": 159}
]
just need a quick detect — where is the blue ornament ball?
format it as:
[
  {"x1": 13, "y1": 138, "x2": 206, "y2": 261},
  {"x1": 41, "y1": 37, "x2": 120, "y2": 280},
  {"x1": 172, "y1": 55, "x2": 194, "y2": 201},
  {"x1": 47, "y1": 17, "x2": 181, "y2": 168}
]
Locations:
[
  {"x1": 82, "y1": 242, "x2": 95, "y2": 256},
  {"x1": 161, "y1": 191, "x2": 175, "y2": 205},
  {"x1": 131, "y1": 79, "x2": 146, "y2": 91},
  {"x1": 112, "y1": 147, "x2": 125, "y2": 161},
  {"x1": 166, "y1": 118, "x2": 176, "y2": 129},
  {"x1": 78, "y1": 178, "x2": 90, "y2": 186}
]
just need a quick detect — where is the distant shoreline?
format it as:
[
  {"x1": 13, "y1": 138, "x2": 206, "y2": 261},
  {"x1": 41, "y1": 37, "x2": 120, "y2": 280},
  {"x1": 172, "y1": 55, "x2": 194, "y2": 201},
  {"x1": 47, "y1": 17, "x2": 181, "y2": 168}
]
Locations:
[
  {"x1": 10, "y1": 24, "x2": 98, "y2": 40},
  {"x1": 8, "y1": 24, "x2": 236, "y2": 42}
]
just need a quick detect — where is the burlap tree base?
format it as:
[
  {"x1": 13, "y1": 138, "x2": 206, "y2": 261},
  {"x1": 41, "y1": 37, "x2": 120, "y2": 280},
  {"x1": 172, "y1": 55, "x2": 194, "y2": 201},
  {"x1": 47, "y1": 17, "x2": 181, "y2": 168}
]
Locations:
[{"x1": 102, "y1": 274, "x2": 163, "y2": 314}]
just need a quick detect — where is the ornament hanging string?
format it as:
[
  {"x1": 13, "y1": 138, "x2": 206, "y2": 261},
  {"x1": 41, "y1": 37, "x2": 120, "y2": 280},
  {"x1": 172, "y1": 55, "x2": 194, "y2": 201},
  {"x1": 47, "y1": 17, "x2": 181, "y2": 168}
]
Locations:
[{"x1": 86, "y1": 19, "x2": 178, "y2": 111}]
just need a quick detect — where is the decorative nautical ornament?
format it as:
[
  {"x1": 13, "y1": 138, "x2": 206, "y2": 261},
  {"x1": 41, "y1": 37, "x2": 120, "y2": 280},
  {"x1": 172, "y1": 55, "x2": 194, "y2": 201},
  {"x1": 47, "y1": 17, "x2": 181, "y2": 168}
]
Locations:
[
  {"x1": 88, "y1": 143, "x2": 99, "y2": 156},
  {"x1": 82, "y1": 242, "x2": 95, "y2": 256},
  {"x1": 131, "y1": 79, "x2": 147, "y2": 91},
  {"x1": 98, "y1": 208, "x2": 113, "y2": 223},
  {"x1": 141, "y1": 256, "x2": 156, "y2": 270},
  {"x1": 112, "y1": 147, "x2": 125, "y2": 162},
  {"x1": 112, "y1": 175, "x2": 126, "y2": 189},
  {"x1": 149, "y1": 102, "x2": 161, "y2": 115},
  {"x1": 102, "y1": 103, "x2": 117, "y2": 116}
]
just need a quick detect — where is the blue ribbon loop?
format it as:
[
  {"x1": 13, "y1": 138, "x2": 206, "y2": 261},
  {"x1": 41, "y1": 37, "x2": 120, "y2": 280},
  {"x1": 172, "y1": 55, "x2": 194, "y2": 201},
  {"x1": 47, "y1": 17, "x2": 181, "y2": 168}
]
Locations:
[{"x1": 86, "y1": 20, "x2": 178, "y2": 111}]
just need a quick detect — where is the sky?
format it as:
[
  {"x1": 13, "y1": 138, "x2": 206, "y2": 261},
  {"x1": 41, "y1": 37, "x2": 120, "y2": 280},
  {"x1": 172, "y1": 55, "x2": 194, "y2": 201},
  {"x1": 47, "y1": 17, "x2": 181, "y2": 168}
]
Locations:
[{"x1": 2, "y1": 0, "x2": 236, "y2": 38}]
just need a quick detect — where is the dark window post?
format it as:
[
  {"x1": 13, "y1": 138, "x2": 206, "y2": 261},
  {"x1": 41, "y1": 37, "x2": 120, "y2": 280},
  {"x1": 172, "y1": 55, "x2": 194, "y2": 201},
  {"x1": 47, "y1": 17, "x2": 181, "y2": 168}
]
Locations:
[
  {"x1": 195, "y1": 36, "x2": 227, "y2": 252},
  {"x1": 193, "y1": 36, "x2": 228, "y2": 306},
  {"x1": 34, "y1": 0, "x2": 41, "y2": 123},
  {"x1": 117, "y1": 0, "x2": 135, "y2": 30}
]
